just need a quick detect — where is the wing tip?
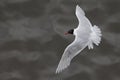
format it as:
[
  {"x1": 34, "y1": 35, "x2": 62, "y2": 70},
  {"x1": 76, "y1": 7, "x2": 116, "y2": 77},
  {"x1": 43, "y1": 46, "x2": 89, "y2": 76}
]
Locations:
[
  {"x1": 55, "y1": 64, "x2": 68, "y2": 74},
  {"x1": 76, "y1": 5, "x2": 85, "y2": 16},
  {"x1": 55, "y1": 69, "x2": 60, "y2": 74},
  {"x1": 55, "y1": 67, "x2": 64, "y2": 74},
  {"x1": 55, "y1": 59, "x2": 71, "y2": 74},
  {"x1": 76, "y1": 5, "x2": 80, "y2": 11},
  {"x1": 76, "y1": 5, "x2": 79, "y2": 8}
]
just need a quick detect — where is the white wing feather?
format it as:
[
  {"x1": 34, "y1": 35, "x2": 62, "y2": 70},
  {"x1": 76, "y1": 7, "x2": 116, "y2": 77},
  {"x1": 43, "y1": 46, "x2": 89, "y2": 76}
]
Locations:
[
  {"x1": 56, "y1": 38, "x2": 88, "y2": 73},
  {"x1": 76, "y1": 5, "x2": 85, "y2": 16},
  {"x1": 75, "y1": 5, "x2": 92, "y2": 29}
]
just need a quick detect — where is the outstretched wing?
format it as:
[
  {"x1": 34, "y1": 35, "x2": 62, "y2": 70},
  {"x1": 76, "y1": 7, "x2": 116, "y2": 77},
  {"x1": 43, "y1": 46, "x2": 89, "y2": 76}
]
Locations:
[
  {"x1": 56, "y1": 38, "x2": 88, "y2": 73},
  {"x1": 76, "y1": 5, "x2": 102, "y2": 49},
  {"x1": 76, "y1": 5, "x2": 92, "y2": 29}
]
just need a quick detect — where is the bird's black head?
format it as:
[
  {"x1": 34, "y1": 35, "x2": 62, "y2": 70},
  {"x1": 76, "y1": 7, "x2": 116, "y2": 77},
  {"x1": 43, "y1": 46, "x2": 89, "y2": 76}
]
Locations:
[{"x1": 65, "y1": 29, "x2": 74, "y2": 35}]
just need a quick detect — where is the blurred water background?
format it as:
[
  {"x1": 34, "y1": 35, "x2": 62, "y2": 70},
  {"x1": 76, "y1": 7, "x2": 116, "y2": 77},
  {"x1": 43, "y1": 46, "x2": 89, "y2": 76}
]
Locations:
[{"x1": 0, "y1": 0, "x2": 120, "y2": 80}]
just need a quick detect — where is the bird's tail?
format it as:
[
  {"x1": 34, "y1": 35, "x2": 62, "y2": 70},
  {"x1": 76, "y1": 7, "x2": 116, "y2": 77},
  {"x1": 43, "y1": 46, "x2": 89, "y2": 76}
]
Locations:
[{"x1": 88, "y1": 25, "x2": 102, "y2": 49}]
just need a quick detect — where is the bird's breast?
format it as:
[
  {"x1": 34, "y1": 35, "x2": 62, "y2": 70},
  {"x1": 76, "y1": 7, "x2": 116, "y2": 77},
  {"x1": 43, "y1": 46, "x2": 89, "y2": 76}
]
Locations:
[{"x1": 74, "y1": 27, "x2": 91, "y2": 40}]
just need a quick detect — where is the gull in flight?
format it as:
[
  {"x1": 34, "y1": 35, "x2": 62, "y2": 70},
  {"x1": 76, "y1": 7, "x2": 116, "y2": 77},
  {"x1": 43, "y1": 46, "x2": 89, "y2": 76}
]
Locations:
[{"x1": 56, "y1": 5, "x2": 102, "y2": 73}]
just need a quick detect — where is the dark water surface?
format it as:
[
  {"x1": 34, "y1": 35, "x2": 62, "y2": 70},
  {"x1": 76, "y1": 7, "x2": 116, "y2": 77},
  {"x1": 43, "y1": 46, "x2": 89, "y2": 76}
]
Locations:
[{"x1": 0, "y1": 0, "x2": 120, "y2": 80}]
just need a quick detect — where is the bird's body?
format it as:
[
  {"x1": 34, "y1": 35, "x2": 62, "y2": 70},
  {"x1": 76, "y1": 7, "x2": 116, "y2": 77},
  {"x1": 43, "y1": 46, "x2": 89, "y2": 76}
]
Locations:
[{"x1": 56, "y1": 5, "x2": 102, "y2": 73}]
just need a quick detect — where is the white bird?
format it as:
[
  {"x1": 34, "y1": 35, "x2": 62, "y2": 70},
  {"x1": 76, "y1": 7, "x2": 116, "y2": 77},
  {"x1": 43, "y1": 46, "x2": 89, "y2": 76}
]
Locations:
[{"x1": 56, "y1": 5, "x2": 102, "y2": 73}]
